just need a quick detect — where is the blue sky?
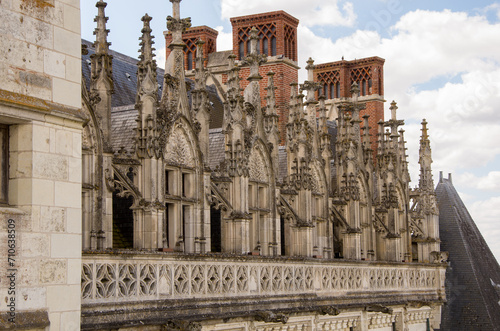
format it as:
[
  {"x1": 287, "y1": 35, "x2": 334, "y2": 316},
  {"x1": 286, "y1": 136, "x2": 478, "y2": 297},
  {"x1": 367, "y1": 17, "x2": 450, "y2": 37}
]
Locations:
[{"x1": 81, "y1": 0, "x2": 500, "y2": 262}]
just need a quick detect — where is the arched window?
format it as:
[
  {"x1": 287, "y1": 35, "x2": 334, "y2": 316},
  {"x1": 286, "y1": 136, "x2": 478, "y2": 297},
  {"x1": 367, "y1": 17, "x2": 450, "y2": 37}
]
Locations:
[
  {"x1": 263, "y1": 38, "x2": 268, "y2": 56},
  {"x1": 187, "y1": 52, "x2": 193, "y2": 70},
  {"x1": 246, "y1": 39, "x2": 251, "y2": 56},
  {"x1": 239, "y1": 41, "x2": 244, "y2": 60},
  {"x1": 271, "y1": 37, "x2": 277, "y2": 56}
]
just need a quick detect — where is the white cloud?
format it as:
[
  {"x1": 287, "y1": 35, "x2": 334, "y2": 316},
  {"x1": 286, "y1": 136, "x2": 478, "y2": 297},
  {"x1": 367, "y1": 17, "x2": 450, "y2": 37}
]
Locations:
[
  {"x1": 156, "y1": 47, "x2": 166, "y2": 69},
  {"x1": 291, "y1": 8, "x2": 500, "y2": 260},
  {"x1": 220, "y1": 0, "x2": 357, "y2": 27},
  {"x1": 468, "y1": 196, "x2": 500, "y2": 263},
  {"x1": 457, "y1": 171, "x2": 500, "y2": 192},
  {"x1": 214, "y1": 26, "x2": 233, "y2": 52},
  {"x1": 483, "y1": 3, "x2": 500, "y2": 20},
  {"x1": 294, "y1": 9, "x2": 500, "y2": 176}
]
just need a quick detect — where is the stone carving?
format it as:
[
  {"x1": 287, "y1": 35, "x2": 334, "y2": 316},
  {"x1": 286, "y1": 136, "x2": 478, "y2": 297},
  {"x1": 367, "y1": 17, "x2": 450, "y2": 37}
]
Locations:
[
  {"x1": 319, "y1": 306, "x2": 340, "y2": 316},
  {"x1": 82, "y1": 257, "x2": 440, "y2": 304},
  {"x1": 249, "y1": 149, "x2": 267, "y2": 182},
  {"x1": 255, "y1": 311, "x2": 288, "y2": 324},
  {"x1": 165, "y1": 127, "x2": 195, "y2": 167},
  {"x1": 430, "y1": 251, "x2": 449, "y2": 264},
  {"x1": 163, "y1": 320, "x2": 201, "y2": 331}
]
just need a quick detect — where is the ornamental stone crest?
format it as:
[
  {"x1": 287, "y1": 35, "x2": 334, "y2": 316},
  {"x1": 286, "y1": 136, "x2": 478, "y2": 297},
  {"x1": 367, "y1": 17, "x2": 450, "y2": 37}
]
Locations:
[
  {"x1": 249, "y1": 149, "x2": 267, "y2": 182},
  {"x1": 165, "y1": 127, "x2": 195, "y2": 167}
]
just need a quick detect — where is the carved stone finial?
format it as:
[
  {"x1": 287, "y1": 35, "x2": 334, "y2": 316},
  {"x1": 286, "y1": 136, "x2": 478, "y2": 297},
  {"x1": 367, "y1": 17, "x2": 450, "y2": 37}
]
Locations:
[
  {"x1": 390, "y1": 100, "x2": 398, "y2": 121},
  {"x1": 167, "y1": 0, "x2": 191, "y2": 44},
  {"x1": 139, "y1": 14, "x2": 156, "y2": 64},
  {"x1": 249, "y1": 26, "x2": 259, "y2": 55},
  {"x1": 350, "y1": 81, "x2": 360, "y2": 98},
  {"x1": 421, "y1": 118, "x2": 429, "y2": 141},
  {"x1": 93, "y1": 0, "x2": 111, "y2": 55}
]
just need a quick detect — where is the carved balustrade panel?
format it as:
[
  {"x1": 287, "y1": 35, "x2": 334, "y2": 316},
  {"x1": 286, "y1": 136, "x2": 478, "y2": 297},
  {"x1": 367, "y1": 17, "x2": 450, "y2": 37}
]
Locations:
[{"x1": 82, "y1": 255, "x2": 443, "y2": 304}]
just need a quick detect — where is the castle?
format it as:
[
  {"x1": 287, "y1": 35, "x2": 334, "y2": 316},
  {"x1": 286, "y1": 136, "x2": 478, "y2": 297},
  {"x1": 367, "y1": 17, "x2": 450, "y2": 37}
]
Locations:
[{"x1": 0, "y1": 0, "x2": 459, "y2": 330}]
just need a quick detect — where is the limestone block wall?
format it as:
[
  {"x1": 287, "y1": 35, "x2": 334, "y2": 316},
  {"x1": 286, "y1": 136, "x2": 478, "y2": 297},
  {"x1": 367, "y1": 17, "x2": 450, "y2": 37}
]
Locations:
[
  {"x1": 0, "y1": 0, "x2": 81, "y2": 108},
  {"x1": 0, "y1": 0, "x2": 82, "y2": 330}
]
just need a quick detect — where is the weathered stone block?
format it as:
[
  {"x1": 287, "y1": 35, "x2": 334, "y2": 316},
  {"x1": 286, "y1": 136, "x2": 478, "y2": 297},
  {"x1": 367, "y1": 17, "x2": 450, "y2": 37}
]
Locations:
[
  {"x1": 63, "y1": 3, "x2": 80, "y2": 33},
  {"x1": 66, "y1": 258, "x2": 81, "y2": 285},
  {"x1": 52, "y1": 77, "x2": 80, "y2": 108},
  {"x1": 8, "y1": 177, "x2": 31, "y2": 205},
  {"x1": 9, "y1": 124, "x2": 33, "y2": 152},
  {"x1": 0, "y1": 38, "x2": 44, "y2": 72},
  {"x1": 21, "y1": 232, "x2": 50, "y2": 257},
  {"x1": 65, "y1": 54, "x2": 81, "y2": 83},
  {"x1": 32, "y1": 124, "x2": 51, "y2": 153},
  {"x1": 0, "y1": 62, "x2": 23, "y2": 96},
  {"x1": 16, "y1": 286, "x2": 47, "y2": 310},
  {"x1": 53, "y1": 26, "x2": 80, "y2": 58},
  {"x1": 60, "y1": 310, "x2": 80, "y2": 331},
  {"x1": 58, "y1": 0, "x2": 79, "y2": 8},
  {"x1": 48, "y1": 312, "x2": 61, "y2": 331},
  {"x1": 15, "y1": 0, "x2": 64, "y2": 27},
  {"x1": 46, "y1": 284, "x2": 80, "y2": 312},
  {"x1": 72, "y1": 132, "x2": 81, "y2": 158},
  {"x1": 65, "y1": 207, "x2": 81, "y2": 234},
  {"x1": 44, "y1": 49, "x2": 66, "y2": 79},
  {"x1": 0, "y1": 0, "x2": 13, "y2": 10},
  {"x1": 33, "y1": 153, "x2": 68, "y2": 181},
  {"x1": 49, "y1": 127, "x2": 57, "y2": 153},
  {"x1": 68, "y1": 156, "x2": 81, "y2": 183},
  {"x1": 32, "y1": 178, "x2": 55, "y2": 205},
  {"x1": 54, "y1": 182, "x2": 80, "y2": 208},
  {"x1": 39, "y1": 258, "x2": 67, "y2": 284},
  {"x1": 40, "y1": 206, "x2": 66, "y2": 232},
  {"x1": 50, "y1": 233, "x2": 81, "y2": 258},
  {"x1": 17, "y1": 258, "x2": 40, "y2": 286},
  {"x1": 9, "y1": 151, "x2": 33, "y2": 178},
  {"x1": 19, "y1": 70, "x2": 52, "y2": 98},
  {"x1": 23, "y1": 14, "x2": 54, "y2": 48},
  {"x1": 54, "y1": 128, "x2": 72, "y2": 155},
  {"x1": 19, "y1": 71, "x2": 52, "y2": 89}
]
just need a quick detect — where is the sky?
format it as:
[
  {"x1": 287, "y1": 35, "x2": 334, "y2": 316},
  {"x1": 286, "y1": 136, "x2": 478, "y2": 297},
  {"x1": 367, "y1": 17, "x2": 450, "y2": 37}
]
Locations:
[{"x1": 81, "y1": 0, "x2": 500, "y2": 262}]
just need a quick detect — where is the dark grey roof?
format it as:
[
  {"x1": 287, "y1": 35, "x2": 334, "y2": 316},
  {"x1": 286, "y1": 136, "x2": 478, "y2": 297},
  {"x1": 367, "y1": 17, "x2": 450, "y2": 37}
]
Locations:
[
  {"x1": 82, "y1": 39, "x2": 224, "y2": 154},
  {"x1": 436, "y1": 175, "x2": 500, "y2": 331},
  {"x1": 82, "y1": 39, "x2": 165, "y2": 108},
  {"x1": 207, "y1": 50, "x2": 232, "y2": 69},
  {"x1": 278, "y1": 146, "x2": 287, "y2": 181},
  {"x1": 208, "y1": 128, "x2": 224, "y2": 170},
  {"x1": 208, "y1": 85, "x2": 224, "y2": 129},
  {"x1": 111, "y1": 105, "x2": 137, "y2": 154}
]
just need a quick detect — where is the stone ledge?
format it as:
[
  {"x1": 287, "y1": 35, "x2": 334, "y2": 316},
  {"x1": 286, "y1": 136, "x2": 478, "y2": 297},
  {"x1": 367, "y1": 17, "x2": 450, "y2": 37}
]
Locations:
[
  {"x1": 0, "y1": 89, "x2": 83, "y2": 122},
  {"x1": 81, "y1": 293, "x2": 442, "y2": 330},
  {"x1": 0, "y1": 310, "x2": 49, "y2": 330}
]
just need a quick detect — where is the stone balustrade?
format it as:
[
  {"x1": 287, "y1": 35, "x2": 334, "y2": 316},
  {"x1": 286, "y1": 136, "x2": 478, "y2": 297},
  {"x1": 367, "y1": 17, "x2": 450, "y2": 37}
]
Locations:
[{"x1": 81, "y1": 252, "x2": 445, "y2": 304}]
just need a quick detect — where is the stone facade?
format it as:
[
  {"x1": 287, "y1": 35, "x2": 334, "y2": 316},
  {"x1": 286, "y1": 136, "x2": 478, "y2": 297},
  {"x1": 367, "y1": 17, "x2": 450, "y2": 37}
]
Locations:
[
  {"x1": 1, "y1": 0, "x2": 448, "y2": 330},
  {"x1": 0, "y1": 0, "x2": 82, "y2": 330}
]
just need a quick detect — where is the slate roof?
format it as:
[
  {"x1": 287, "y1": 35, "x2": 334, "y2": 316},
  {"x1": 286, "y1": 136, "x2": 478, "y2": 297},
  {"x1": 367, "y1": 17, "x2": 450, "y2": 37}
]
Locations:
[
  {"x1": 82, "y1": 39, "x2": 164, "y2": 108},
  {"x1": 436, "y1": 174, "x2": 500, "y2": 331},
  {"x1": 81, "y1": 40, "x2": 338, "y2": 180},
  {"x1": 82, "y1": 39, "x2": 224, "y2": 153},
  {"x1": 278, "y1": 146, "x2": 287, "y2": 181},
  {"x1": 111, "y1": 105, "x2": 137, "y2": 154},
  {"x1": 208, "y1": 128, "x2": 225, "y2": 170}
]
